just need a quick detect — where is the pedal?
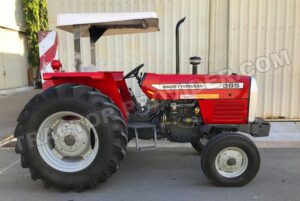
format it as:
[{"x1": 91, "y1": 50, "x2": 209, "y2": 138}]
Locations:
[{"x1": 128, "y1": 122, "x2": 157, "y2": 151}]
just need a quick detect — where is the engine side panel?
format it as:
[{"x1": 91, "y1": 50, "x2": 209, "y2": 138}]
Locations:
[
  {"x1": 198, "y1": 99, "x2": 249, "y2": 124},
  {"x1": 140, "y1": 73, "x2": 251, "y2": 124}
]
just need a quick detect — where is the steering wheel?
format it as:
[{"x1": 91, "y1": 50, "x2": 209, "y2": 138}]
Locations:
[{"x1": 124, "y1": 64, "x2": 144, "y2": 80}]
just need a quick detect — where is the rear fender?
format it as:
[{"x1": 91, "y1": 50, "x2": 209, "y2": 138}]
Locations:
[{"x1": 43, "y1": 72, "x2": 134, "y2": 122}]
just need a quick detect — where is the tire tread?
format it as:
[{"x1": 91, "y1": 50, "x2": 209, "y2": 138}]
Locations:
[{"x1": 14, "y1": 84, "x2": 128, "y2": 191}]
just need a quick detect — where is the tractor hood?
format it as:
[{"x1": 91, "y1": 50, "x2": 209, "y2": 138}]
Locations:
[
  {"x1": 56, "y1": 12, "x2": 159, "y2": 37},
  {"x1": 140, "y1": 73, "x2": 253, "y2": 124},
  {"x1": 140, "y1": 73, "x2": 251, "y2": 101}
]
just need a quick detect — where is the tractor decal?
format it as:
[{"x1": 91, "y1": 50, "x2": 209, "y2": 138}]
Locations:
[
  {"x1": 151, "y1": 83, "x2": 244, "y2": 90},
  {"x1": 179, "y1": 94, "x2": 220, "y2": 99}
]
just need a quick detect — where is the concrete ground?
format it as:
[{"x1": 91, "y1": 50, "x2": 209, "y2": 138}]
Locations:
[
  {"x1": 0, "y1": 88, "x2": 299, "y2": 201},
  {"x1": 0, "y1": 147, "x2": 299, "y2": 201},
  {"x1": 0, "y1": 89, "x2": 40, "y2": 139}
]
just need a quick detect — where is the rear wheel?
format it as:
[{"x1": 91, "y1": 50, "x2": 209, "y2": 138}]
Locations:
[
  {"x1": 201, "y1": 133, "x2": 260, "y2": 186},
  {"x1": 14, "y1": 84, "x2": 128, "y2": 191}
]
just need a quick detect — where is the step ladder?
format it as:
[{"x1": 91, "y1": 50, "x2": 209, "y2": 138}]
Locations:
[{"x1": 128, "y1": 122, "x2": 157, "y2": 151}]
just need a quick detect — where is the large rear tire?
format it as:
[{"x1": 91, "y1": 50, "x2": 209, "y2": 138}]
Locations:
[
  {"x1": 201, "y1": 133, "x2": 260, "y2": 186},
  {"x1": 14, "y1": 84, "x2": 128, "y2": 191}
]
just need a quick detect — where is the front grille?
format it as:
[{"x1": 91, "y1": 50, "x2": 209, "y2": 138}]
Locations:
[{"x1": 212, "y1": 100, "x2": 247, "y2": 121}]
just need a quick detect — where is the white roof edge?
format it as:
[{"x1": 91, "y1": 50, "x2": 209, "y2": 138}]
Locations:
[
  {"x1": 57, "y1": 12, "x2": 158, "y2": 26},
  {"x1": 56, "y1": 12, "x2": 159, "y2": 36}
]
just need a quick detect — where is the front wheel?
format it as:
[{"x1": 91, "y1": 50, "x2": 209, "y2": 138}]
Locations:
[{"x1": 201, "y1": 133, "x2": 260, "y2": 186}]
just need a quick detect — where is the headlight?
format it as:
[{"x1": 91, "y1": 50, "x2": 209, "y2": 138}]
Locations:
[{"x1": 248, "y1": 77, "x2": 257, "y2": 122}]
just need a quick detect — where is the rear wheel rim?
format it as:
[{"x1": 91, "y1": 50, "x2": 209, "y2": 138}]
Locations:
[
  {"x1": 215, "y1": 147, "x2": 248, "y2": 178},
  {"x1": 36, "y1": 111, "x2": 99, "y2": 173}
]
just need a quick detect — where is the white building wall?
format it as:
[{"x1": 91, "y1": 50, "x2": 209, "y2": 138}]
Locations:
[
  {"x1": 227, "y1": 0, "x2": 300, "y2": 119},
  {"x1": 0, "y1": 0, "x2": 29, "y2": 89},
  {"x1": 47, "y1": 0, "x2": 300, "y2": 119}
]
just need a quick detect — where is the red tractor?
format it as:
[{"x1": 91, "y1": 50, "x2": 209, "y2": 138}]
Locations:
[{"x1": 14, "y1": 12, "x2": 270, "y2": 191}]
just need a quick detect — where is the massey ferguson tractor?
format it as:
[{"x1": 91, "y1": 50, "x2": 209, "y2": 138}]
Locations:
[{"x1": 14, "y1": 12, "x2": 270, "y2": 191}]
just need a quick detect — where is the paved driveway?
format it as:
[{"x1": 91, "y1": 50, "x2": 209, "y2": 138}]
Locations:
[
  {"x1": 0, "y1": 147, "x2": 299, "y2": 201},
  {"x1": 0, "y1": 89, "x2": 40, "y2": 139}
]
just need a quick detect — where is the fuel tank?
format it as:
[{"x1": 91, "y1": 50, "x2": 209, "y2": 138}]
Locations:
[{"x1": 140, "y1": 73, "x2": 252, "y2": 124}]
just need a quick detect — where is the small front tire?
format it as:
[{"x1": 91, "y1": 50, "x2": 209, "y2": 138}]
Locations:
[{"x1": 201, "y1": 133, "x2": 260, "y2": 186}]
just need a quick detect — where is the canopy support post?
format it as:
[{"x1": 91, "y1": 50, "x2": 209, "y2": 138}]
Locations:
[
  {"x1": 89, "y1": 26, "x2": 106, "y2": 68},
  {"x1": 90, "y1": 39, "x2": 96, "y2": 66},
  {"x1": 73, "y1": 25, "x2": 81, "y2": 72}
]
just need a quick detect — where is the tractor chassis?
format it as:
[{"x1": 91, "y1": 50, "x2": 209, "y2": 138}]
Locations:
[
  {"x1": 199, "y1": 118, "x2": 270, "y2": 137},
  {"x1": 127, "y1": 118, "x2": 270, "y2": 151}
]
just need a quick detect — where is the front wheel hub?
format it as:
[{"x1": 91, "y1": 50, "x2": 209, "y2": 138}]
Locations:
[
  {"x1": 215, "y1": 147, "x2": 248, "y2": 178},
  {"x1": 227, "y1": 158, "x2": 236, "y2": 166}
]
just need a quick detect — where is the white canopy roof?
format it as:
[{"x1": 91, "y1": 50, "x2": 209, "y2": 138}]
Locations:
[{"x1": 57, "y1": 12, "x2": 159, "y2": 37}]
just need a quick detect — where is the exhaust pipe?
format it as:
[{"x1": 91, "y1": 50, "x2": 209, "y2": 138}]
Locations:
[{"x1": 176, "y1": 17, "x2": 186, "y2": 74}]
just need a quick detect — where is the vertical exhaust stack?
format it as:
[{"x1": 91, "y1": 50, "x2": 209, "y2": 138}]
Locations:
[{"x1": 176, "y1": 17, "x2": 186, "y2": 74}]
